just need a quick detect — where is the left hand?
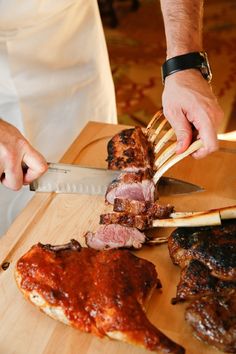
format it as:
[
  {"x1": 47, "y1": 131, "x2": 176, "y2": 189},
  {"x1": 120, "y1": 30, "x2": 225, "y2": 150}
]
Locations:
[{"x1": 162, "y1": 69, "x2": 224, "y2": 159}]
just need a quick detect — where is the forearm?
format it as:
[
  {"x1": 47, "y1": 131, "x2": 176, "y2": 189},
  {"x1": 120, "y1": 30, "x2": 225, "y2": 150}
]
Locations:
[{"x1": 160, "y1": 0, "x2": 204, "y2": 58}]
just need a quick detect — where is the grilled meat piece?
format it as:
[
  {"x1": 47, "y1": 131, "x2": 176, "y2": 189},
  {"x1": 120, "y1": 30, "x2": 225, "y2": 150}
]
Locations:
[
  {"x1": 185, "y1": 294, "x2": 236, "y2": 353},
  {"x1": 114, "y1": 197, "x2": 174, "y2": 218},
  {"x1": 100, "y1": 212, "x2": 153, "y2": 230},
  {"x1": 172, "y1": 260, "x2": 236, "y2": 304},
  {"x1": 107, "y1": 127, "x2": 154, "y2": 171},
  {"x1": 15, "y1": 241, "x2": 185, "y2": 354},
  {"x1": 105, "y1": 169, "x2": 157, "y2": 205},
  {"x1": 168, "y1": 220, "x2": 236, "y2": 280},
  {"x1": 85, "y1": 224, "x2": 146, "y2": 250}
]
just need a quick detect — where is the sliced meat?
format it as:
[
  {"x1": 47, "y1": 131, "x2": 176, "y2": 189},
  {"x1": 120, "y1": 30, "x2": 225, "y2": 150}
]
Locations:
[
  {"x1": 172, "y1": 260, "x2": 236, "y2": 304},
  {"x1": 85, "y1": 224, "x2": 146, "y2": 250},
  {"x1": 107, "y1": 127, "x2": 154, "y2": 171},
  {"x1": 114, "y1": 197, "x2": 174, "y2": 218},
  {"x1": 168, "y1": 220, "x2": 236, "y2": 281},
  {"x1": 15, "y1": 241, "x2": 185, "y2": 354},
  {"x1": 100, "y1": 212, "x2": 153, "y2": 230},
  {"x1": 105, "y1": 169, "x2": 157, "y2": 205},
  {"x1": 185, "y1": 294, "x2": 236, "y2": 353}
]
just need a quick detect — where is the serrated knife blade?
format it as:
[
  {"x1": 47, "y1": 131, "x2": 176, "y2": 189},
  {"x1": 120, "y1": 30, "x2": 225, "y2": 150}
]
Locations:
[
  {"x1": 30, "y1": 163, "x2": 121, "y2": 196},
  {"x1": 29, "y1": 162, "x2": 204, "y2": 196}
]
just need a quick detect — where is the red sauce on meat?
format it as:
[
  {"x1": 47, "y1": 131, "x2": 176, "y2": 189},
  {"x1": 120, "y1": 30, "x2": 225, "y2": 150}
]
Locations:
[{"x1": 17, "y1": 244, "x2": 158, "y2": 342}]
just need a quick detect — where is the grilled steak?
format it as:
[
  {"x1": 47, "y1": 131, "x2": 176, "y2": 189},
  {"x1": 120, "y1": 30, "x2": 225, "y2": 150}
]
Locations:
[
  {"x1": 85, "y1": 224, "x2": 146, "y2": 250},
  {"x1": 185, "y1": 294, "x2": 236, "y2": 353},
  {"x1": 105, "y1": 169, "x2": 157, "y2": 205},
  {"x1": 113, "y1": 197, "x2": 174, "y2": 218},
  {"x1": 107, "y1": 127, "x2": 154, "y2": 171},
  {"x1": 168, "y1": 220, "x2": 236, "y2": 281},
  {"x1": 172, "y1": 260, "x2": 236, "y2": 304},
  {"x1": 100, "y1": 212, "x2": 153, "y2": 230},
  {"x1": 15, "y1": 241, "x2": 185, "y2": 354}
]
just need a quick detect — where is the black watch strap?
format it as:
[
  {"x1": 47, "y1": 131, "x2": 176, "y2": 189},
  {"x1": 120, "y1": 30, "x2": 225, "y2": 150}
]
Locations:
[{"x1": 161, "y1": 51, "x2": 212, "y2": 84}]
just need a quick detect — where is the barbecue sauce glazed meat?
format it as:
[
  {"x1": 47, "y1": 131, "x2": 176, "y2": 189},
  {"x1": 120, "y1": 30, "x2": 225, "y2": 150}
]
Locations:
[{"x1": 16, "y1": 241, "x2": 185, "y2": 353}]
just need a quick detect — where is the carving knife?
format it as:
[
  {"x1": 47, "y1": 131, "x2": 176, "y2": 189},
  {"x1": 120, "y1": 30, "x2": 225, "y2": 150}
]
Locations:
[{"x1": 29, "y1": 162, "x2": 204, "y2": 196}]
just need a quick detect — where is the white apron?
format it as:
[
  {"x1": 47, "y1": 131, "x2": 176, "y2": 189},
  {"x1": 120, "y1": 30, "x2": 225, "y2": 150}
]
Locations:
[{"x1": 0, "y1": 0, "x2": 117, "y2": 236}]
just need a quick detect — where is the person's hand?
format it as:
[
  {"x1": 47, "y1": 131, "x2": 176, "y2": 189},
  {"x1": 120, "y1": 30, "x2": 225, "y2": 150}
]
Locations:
[
  {"x1": 162, "y1": 69, "x2": 224, "y2": 159},
  {"x1": 0, "y1": 119, "x2": 48, "y2": 190}
]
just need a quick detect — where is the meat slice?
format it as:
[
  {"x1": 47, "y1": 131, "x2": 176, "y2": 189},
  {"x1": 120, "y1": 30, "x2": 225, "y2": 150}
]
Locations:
[
  {"x1": 105, "y1": 169, "x2": 157, "y2": 205},
  {"x1": 100, "y1": 212, "x2": 153, "y2": 230},
  {"x1": 106, "y1": 127, "x2": 154, "y2": 171},
  {"x1": 172, "y1": 260, "x2": 236, "y2": 304},
  {"x1": 15, "y1": 241, "x2": 185, "y2": 354},
  {"x1": 114, "y1": 197, "x2": 174, "y2": 218},
  {"x1": 185, "y1": 294, "x2": 236, "y2": 353},
  {"x1": 85, "y1": 224, "x2": 146, "y2": 250},
  {"x1": 168, "y1": 220, "x2": 236, "y2": 280}
]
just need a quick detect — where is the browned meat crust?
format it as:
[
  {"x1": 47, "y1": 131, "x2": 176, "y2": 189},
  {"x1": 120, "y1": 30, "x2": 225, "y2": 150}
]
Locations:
[
  {"x1": 113, "y1": 197, "x2": 174, "y2": 218},
  {"x1": 107, "y1": 127, "x2": 154, "y2": 171},
  {"x1": 100, "y1": 212, "x2": 153, "y2": 230},
  {"x1": 185, "y1": 294, "x2": 236, "y2": 353},
  {"x1": 172, "y1": 260, "x2": 236, "y2": 304},
  {"x1": 168, "y1": 220, "x2": 236, "y2": 281},
  {"x1": 16, "y1": 241, "x2": 185, "y2": 354}
]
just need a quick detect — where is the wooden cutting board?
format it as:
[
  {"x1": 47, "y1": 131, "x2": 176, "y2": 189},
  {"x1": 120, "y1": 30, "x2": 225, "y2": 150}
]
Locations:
[{"x1": 0, "y1": 122, "x2": 236, "y2": 354}]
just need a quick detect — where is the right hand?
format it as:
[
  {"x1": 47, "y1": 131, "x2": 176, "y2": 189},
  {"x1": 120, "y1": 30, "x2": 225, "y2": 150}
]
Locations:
[
  {"x1": 162, "y1": 70, "x2": 224, "y2": 159},
  {"x1": 0, "y1": 119, "x2": 48, "y2": 190}
]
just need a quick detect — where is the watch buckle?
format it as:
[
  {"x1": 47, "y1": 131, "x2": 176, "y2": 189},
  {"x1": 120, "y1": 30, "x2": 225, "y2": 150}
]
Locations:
[{"x1": 200, "y1": 52, "x2": 212, "y2": 83}]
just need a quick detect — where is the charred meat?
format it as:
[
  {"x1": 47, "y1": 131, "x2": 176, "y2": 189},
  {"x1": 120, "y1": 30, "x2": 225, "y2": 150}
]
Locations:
[
  {"x1": 15, "y1": 241, "x2": 185, "y2": 354},
  {"x1": 100, "y1": 212, "x2": 153, "y2": 230},
  {"x1": 169, "y1": 220, "x2": 236, "y2": 352},
  {"x1": 85, "y1": 224, "x2": 146, "y2": 250},
  {"x1": 113, "y1": 197, "x2": 174, "y2": 218},
  {"x1": 185, "y1": 294, "x2": 236, "y2": 353},
  {"x1": 107, "y1": 127, "x2": 154, "y2": 171},
  {"x1": 168, "y1": 220, "x2": 236, "y2": 281},
  {"x1": 172, "y1": 260, "x2": 236, "y2": 304},
  {"x1": 105, "y1": 169, "x2": 157, "y2": 205}
]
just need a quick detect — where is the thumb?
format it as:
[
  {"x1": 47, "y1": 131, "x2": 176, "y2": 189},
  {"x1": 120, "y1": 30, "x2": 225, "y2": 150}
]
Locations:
[
  {"x1": 175, "y1": 126, "x2": 193, "y2": 154},
  {"x1": 22, "y1": 147, "x2": 48, "y2": 184}
]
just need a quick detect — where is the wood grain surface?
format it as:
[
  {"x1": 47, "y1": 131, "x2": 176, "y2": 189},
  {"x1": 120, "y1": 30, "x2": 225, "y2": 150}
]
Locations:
[{"x1": 0, "y1": 121, "x2": 235, "y2": 354}]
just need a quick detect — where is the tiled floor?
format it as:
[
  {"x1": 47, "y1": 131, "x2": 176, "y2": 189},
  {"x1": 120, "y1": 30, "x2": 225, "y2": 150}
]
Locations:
[{"x1": 101, "y1": 0, "x2": 236, "y2": 132}]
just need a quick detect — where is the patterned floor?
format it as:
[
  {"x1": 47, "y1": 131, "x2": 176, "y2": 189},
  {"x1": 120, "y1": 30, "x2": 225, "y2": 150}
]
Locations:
[{"x1": 102, "y1": 0, "x2": 236, "y2": 132}]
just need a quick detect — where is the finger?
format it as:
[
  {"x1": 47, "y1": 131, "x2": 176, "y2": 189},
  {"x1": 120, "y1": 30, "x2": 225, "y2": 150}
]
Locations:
[
  {"x1": 192, "y1": 114, "x2": 219, "y2": 159},
  {"x1": 1, "y1": 162, "x2": 24, "y2": 190},
  {"x1": 192, "y1": 139, "x2": 218, "y2": 159},
  {"x1": 163, "y1": 108, "x2": 193, "y2": 154},
  {"x1": 22, "y1": 148, "x2": 48, "y2": 184}
]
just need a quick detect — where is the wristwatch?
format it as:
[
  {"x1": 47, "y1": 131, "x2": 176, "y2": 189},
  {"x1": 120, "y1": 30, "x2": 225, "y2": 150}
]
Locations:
[{"x1": 161, "y1": 51, "x2": 212, "y2": 84}]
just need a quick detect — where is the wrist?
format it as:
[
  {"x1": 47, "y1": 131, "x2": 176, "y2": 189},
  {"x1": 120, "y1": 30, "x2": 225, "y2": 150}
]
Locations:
[
  {"x1": 166, "y1": 46, "x2": 202, "y2": 60},
  {"x1": 164, "y1": 69, "x2": 205, "y2": 86},
  {"x1": 161, "y1": 51, "x2": 212, "y2": 84}
]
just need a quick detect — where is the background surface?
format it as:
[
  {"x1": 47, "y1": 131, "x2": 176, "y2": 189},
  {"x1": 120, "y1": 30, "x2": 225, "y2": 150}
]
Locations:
[{"x1": 101, "y1": 0, "x2": 236, "y2": 132}]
